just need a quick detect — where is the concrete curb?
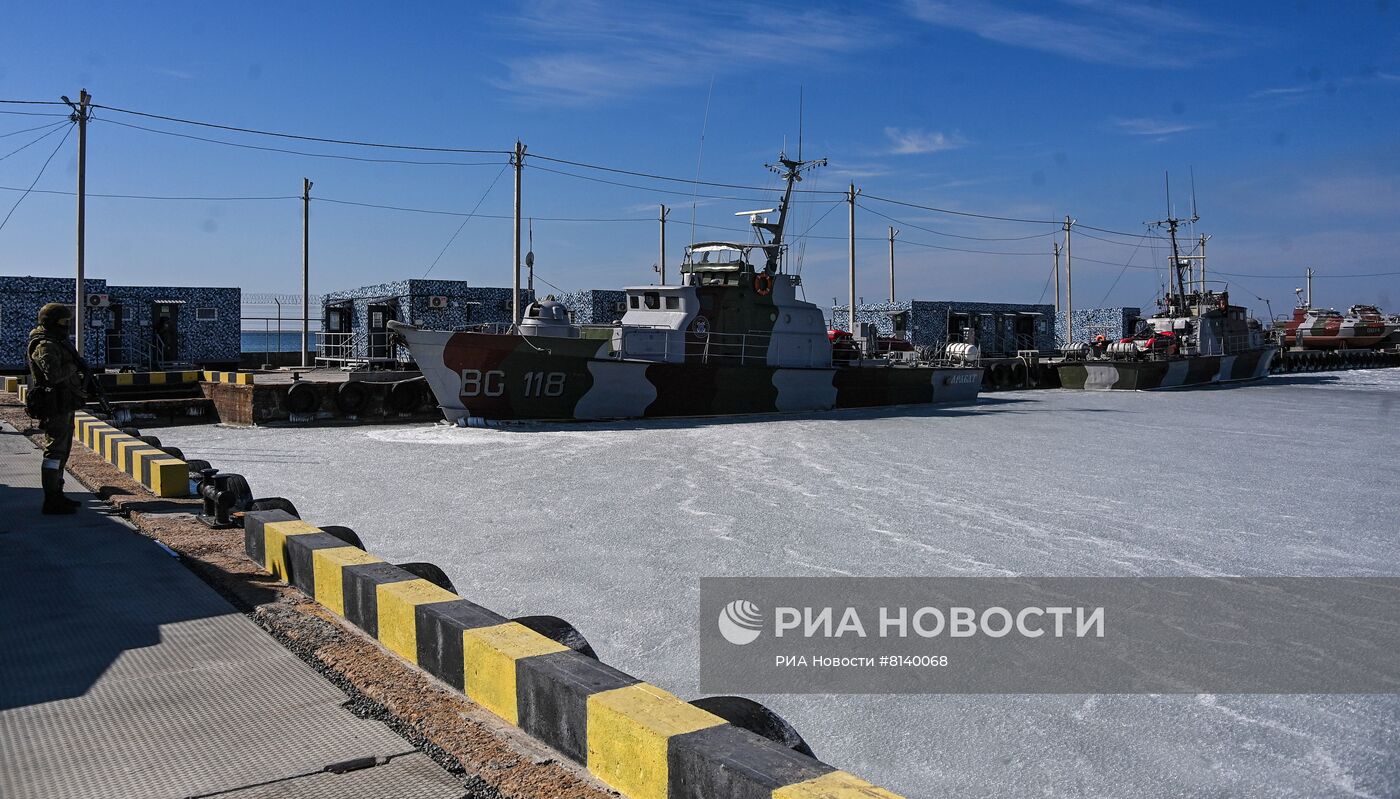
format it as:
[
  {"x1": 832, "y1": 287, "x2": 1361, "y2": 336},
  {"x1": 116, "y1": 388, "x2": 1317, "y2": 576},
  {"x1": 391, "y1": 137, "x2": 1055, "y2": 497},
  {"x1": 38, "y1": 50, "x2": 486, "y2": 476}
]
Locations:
[
  {"x1": 74, "y1": 411, "x2": 189, "y2": 497},
  {"x1": 203, "y1": 370, "x2": 255, "y2": 385},
  {"x1": 2, "y1": 376, "x2": 24, "y2": 393},
  {"x1": 102, "y1": 369, "x2": 204, "y2": 387},
  {"x1": 244, "y1": 509, "x2": 903, "y2": 799}
]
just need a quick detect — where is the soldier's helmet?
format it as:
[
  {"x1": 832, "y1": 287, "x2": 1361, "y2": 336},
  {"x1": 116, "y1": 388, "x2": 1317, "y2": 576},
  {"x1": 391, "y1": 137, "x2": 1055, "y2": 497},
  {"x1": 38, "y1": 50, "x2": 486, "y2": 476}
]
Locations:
[{"x1": 37, "y1": 302, "x2": 73, "y2": 329}]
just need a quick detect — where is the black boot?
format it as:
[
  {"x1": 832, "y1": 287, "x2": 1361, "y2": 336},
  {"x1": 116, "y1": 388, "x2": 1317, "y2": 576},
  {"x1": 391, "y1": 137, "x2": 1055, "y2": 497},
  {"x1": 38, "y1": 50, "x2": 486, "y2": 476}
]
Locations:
[
  {"x1": 41, "y1": 468, "x2": 77, "y2": 515},
  {"x1": 55, "y1": 472, "x2": 82, "y2": 509}
]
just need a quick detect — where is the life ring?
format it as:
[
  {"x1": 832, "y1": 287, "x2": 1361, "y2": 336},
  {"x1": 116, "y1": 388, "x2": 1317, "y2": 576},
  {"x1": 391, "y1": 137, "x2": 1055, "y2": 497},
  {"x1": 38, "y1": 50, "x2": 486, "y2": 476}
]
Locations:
[{"x1": 753, "y1": 272, "x2": 774, "y2": 296}]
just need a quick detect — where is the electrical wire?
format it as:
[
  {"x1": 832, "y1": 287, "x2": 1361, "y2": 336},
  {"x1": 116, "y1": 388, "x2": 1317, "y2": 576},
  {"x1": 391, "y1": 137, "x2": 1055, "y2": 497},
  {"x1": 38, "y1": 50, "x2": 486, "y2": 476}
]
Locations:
[
  {"x1": 315, "y1": 196, "x2": 650, "y2": 222},
  {"x1": 860, "y1": 192, "x2": 1060, "y2": 225},
  {"x1": 0, "y1": 122, "x2": 73, "y2": 236},
  {"x1": 1095, "y1": 234, "x2": 1152, "y2": 306},
  {"x1": 97, "y1": 117, "x2": 507, "y2": 167},
  {"x1": 857, "y1": 201, "x2": 1059, "y2": 242},
  {"x1": 529, "y1": 152, "x2": 842, "y2": 197},
  {"x1": 0, "y1": 122, "x2": 68, "y2": 163},
  {"x1": 90, "y1": 102, "x2": 509, "y2": 154},
  {"x1": 0, "y1": 109, "x2": 69, "y2": 118},
  {"x1": 525, "y1": 161, "x2": 786, "y2": 204},
  {"x1": 0, "y1": 184, "x2": 297, "y2": 201},
  {"x1": 1, "y1": 119, "x2": 69, "y2": 140},
  {"x1": 423, "y1": 164, "x2": 510, "y2": 278}
]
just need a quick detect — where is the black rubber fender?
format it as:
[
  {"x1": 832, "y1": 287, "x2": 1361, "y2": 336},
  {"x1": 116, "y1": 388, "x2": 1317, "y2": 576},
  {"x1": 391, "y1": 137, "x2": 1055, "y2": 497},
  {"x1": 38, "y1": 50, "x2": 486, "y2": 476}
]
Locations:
[
  {"x1": 138, "y1": 434, "x2": 162, "y2": 448},
  {"x1": 688, "y1": 696, "x2": 815, "y2": 758},
  {"x1": 120, "y1": 427, "x2": 142, "y2": 438},
  {"x1": 285, "y1": 381, "x2": 321, "y2": 414},
  {"x1": 249, "y1": 497, "x2": 299, "y2": 518},
  {"x1": 222, "y1": 474, "x2": 254, "y2": 511},
  {"x1": 396, "y1": 562, "x2": 457, "y2": 593},
  {"x1": 386, "y1": 380, "x2": 424, "y2": 414},
  {"x1": 335, "y1": 381, "x2": 370, "y2": 416},
  {"x1": 185, "y1": 458, "x2": 212, "y2": 479},
  {"x1": 320, "y1": 525, "x2": 365, "y2": 549},
  {"x1": 160, "y1": 445, "x2": 185, "y2": 461},
  {"x1": 1009, "y1": 361, "x2": 1027, "y2": 389},
  {"x1": 512, "y1": 615, "x2": 598, "y2": 660}
]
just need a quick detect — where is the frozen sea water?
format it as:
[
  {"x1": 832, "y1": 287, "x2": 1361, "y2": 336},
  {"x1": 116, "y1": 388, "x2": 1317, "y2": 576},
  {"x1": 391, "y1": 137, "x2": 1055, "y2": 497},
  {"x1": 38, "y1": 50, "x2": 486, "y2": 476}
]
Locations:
[{"x1": 161, "y1": 370, "x2": 1400, "y2": 798}]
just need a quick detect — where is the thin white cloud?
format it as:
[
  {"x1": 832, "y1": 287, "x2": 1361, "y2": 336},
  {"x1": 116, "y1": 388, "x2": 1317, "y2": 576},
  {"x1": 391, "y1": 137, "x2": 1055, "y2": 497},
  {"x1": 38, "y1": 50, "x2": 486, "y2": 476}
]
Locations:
[
  {"x1": 1113, "y1": 117, "x2": 1201, "y2": 136},
  {"x1": 884, "y1": 127, "x2": 965, "y2": 155},
  {"x1": 492, "y1": 2, "x2": 886, "y2": 104},
  {"x1": 902, "y1": 0, "x2": 1238, "y2": 68}
]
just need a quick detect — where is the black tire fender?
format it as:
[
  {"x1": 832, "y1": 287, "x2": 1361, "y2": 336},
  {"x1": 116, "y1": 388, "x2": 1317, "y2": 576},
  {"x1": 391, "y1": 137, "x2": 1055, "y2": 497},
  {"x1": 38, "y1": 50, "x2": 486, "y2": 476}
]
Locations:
[
  {"x1": 512, "y1": 615, "x2": 598, "y2": 660},
  {"x1": 335, "y1": 381, "x2": 369, "y2": 415},
  {"x1": 688, "y1": 696, "x2": 815, "y2": 758},
  {"x1": 285, "y1": 381, "x2": 321, "y2": 414}
]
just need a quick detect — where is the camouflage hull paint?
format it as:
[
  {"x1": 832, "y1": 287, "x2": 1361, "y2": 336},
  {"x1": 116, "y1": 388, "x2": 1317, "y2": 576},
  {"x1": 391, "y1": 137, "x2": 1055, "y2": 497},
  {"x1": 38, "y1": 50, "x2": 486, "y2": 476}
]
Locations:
[
  {"x1": 403, "y1": 329, "x2": 982, "y2": 421},
  {"x1": 1057, "y1": 347, "x2": 1277, "y2": 391}
]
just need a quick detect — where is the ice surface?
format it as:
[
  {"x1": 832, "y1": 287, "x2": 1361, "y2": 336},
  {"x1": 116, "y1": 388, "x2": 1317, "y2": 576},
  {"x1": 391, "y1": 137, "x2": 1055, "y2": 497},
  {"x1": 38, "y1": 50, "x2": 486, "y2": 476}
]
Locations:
[{"x1": 161, "y1": 370, "x2": 1400, "y2": 798}]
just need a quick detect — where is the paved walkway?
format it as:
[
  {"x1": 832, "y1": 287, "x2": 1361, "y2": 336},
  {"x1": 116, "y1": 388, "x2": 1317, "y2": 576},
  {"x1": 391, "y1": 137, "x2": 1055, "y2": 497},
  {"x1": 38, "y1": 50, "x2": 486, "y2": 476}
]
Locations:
[{"x1": 0, "y1": 422, "x2": 465, "y2": 799}]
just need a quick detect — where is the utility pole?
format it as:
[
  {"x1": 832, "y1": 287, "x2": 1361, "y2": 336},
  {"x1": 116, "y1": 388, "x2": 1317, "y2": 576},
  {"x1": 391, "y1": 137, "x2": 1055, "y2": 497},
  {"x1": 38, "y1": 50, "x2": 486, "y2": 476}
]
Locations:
[
  {"x1": 301, "y1": 177, "x2": 312, "y2": 367},
  {"x1": 887, "y1": 226, "x2": 897, "y2": 303},
  {"x1": 659, "y1": 204, "x2": 669, "y2": 285},
  {"x1": 1064, "y1": 215, "x2": 1075, "y2": 345},
  {"x1": 1306, "y1": 267, "x2": 1313, "y2": 308},
  {"x1": 512, "y1": 140, "x2": 526, "y2": 328},
  {"x1": 1053, "y1": 241, "x2": 1062, "y2": 318},
  {"x1": 847, "y1": 183, "x2": 861, "y2": 336},
  {"x1": 62, "y1": 90, "x2": 91, "y2": 355}
]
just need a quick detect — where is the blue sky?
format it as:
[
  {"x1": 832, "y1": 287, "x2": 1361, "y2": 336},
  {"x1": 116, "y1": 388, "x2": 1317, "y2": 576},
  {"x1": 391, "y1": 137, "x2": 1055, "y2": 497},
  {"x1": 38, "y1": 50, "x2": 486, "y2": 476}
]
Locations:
[{"x1": 2, "y1": 0, "x2": 1398, "y2": 319}]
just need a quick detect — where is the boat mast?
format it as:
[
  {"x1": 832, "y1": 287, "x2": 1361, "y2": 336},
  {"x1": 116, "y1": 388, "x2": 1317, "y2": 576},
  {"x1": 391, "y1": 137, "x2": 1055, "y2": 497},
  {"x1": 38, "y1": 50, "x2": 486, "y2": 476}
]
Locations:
[
  {"x1": 1151, "y1": 172, "x2": 1197, "y2": 314},
  {"x1": 760, "y1": 153, "x2": 825, "y2": 272}
]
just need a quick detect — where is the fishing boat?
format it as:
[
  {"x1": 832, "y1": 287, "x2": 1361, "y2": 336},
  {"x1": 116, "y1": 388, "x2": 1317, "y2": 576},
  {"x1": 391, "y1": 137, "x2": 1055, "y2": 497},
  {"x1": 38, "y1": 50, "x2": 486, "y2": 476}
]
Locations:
[
  {"x1": 1057, "y1": 210, "x2": 1276, "y2": 390},
  {"x1": 391, "y1": 155, "x2": 983, "y2": 422}
]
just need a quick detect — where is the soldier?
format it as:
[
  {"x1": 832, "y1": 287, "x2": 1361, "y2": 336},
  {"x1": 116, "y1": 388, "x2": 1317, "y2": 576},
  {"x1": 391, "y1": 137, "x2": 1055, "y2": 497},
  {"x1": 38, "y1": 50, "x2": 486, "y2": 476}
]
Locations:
[{"x1": 26, "y1": 303, "x2": 87, "y2": 514}]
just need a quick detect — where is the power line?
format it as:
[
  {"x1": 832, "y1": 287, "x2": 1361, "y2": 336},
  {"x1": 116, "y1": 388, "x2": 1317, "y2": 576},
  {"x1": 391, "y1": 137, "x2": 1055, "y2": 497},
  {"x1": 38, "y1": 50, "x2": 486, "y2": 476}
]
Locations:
[
  {"x1": 1211, "y1": 269, "x2": 1400, "y2": 279},
  {"x1": 0, "y1": 184, "x2": 297, "y2": 201},
  {"x1": 90, "y1": 102, "x2": 510, "y2": 154},
  {"x1": 97, "y1": 117, "x2": 508, "y2": 167},
  {"x1": 525, "y1": 161, "x2": 789, "y2": 204},
  {"x1": 1096, "y1": 234, "x2": 1153, "y2": 306},
  {"x1": 857, "y1": 201, "x2": 1058, "y2": 242},
  {"x1": 1, "y1": 119, "x2": 69, "y2": 140},
  {"x1": 0, "y1": 100, "x2": 68, "y2": 105},
  {"x1": 528, "y1": 151, "x2": 843, "y2": 196},
  {"x1": 423, "y1": 164, "x2": 510, "y2": 277},
  {"x1": 0, "y1": 122, "x2": 68, "y2": 162},
  {"x1": 860, "y1": 192, "x2": 1060, "y2": 225},
  {"x1": 0, "y1": 122, "x2": 73, "y2": 236},
  {"x1": 0, "y1": 109, "x2": 69, "y2": 118},
  {"x1": 316, "y1": 196, "x2": 650, "y2": 222}
]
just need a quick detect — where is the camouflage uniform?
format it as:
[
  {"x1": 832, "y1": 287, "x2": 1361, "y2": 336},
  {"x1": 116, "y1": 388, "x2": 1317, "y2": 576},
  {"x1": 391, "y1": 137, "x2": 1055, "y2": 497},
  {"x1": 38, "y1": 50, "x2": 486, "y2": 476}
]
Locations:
[{"x1": 27, "y1": 304, "x2": 87, "y2": 513}]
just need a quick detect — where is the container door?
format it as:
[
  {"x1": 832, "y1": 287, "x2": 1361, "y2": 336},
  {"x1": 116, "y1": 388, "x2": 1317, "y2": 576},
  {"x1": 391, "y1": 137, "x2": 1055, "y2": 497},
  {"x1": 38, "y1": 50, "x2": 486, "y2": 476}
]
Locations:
[
  {"x1": 106, "y1": 304, "x2": 124, "y2": 364},
  {"x1": 152, "y1": 303, "x2": 180, "y2": 364},
  {"x1": 368, "y1": 303, "x2": 391, "y2": 359}
]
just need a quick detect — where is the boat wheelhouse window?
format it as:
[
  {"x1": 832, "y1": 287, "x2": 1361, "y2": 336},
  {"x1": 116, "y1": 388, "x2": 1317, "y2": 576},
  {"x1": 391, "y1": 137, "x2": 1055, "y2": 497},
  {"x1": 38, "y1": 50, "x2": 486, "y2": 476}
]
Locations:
[
  {"x1": 644, "y1": 292, "x2": 660, "y2": 310},
  {"x1": 629, "y1": 296, "x2": 640, "y2": 309},
  {"x1": 665, "y1": 296, "x2": 680, "y2": 310}
]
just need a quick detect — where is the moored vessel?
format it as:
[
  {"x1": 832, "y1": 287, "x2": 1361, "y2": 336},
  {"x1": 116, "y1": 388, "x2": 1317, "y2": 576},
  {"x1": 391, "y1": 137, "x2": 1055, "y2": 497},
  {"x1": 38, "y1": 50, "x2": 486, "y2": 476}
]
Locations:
[
  {"x1": 392, "y1": 155, "x2": 983, "y2": 422},
  {"x1": 1057, "y1": 208, "x2": 1276, "y2": 391}
]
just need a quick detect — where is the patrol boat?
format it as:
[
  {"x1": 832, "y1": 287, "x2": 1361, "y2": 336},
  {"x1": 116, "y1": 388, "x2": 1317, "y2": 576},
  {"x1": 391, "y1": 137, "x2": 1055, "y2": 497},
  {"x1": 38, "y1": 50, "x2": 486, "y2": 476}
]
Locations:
[
  {"x1": 1057, "y1": 213, "x2": 1277, "y2": 390},
  {"x1": 390, "y1": 155, "x2": 983, "y2": 422}
]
